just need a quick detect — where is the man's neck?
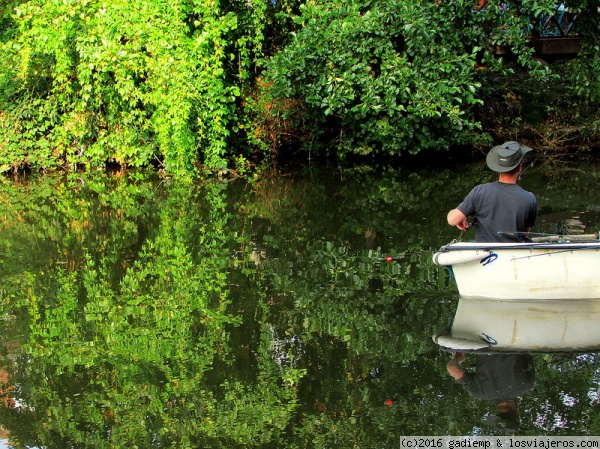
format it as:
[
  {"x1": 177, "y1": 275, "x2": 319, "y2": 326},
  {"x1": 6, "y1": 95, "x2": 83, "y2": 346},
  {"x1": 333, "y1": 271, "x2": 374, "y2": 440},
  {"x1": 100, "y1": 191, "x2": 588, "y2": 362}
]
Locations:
[{"x1": 498, "y1": 172, "x2": 519, "y2": 184}]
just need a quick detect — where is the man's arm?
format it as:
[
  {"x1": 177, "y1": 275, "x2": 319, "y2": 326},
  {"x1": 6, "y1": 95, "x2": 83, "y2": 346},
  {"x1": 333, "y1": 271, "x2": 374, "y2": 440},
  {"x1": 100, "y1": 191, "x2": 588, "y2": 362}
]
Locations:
[
  {"x1": 447, "y1": 352, "x2": 466, "y2": 380},
  {"x1": 447, "y1": 208, "x2": 470, "y2": 231}
]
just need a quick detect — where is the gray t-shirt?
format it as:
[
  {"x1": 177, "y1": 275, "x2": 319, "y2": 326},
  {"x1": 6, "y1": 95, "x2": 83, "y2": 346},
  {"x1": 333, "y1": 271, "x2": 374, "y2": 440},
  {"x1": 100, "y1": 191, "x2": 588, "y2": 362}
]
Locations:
[{"x1": 457, "y1": 181, "x2": 537, "y2": 243}]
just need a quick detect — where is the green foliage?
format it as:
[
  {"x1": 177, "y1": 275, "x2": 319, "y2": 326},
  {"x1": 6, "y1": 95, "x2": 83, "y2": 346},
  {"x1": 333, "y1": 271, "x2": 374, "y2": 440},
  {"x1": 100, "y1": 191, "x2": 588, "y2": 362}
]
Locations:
[
  {"x1": 1, "y1": 0, "x2": 600, "y2": 171},
  {"x1": 0, "y1": 0, "x2": 276, "y2": 174},
  {"x1": 260, "y1": 0, "x2": 600, "y2": 157},
  {"x1": 568, "y1": 31, "x2": 600, "y2": 106},
  {"x1": 262, "y1": 0, "x2": 489, "y2": 157},
  {"x1": 569, "y1": 2, "x2": 600, "y2": 105}
]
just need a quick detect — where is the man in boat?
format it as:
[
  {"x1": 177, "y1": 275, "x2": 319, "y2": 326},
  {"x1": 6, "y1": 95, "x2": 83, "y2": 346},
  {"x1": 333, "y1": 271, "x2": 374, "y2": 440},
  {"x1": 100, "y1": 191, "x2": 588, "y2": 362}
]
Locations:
[{"x1": 447, "y1": 141, "x2": 537, "y2": 243}]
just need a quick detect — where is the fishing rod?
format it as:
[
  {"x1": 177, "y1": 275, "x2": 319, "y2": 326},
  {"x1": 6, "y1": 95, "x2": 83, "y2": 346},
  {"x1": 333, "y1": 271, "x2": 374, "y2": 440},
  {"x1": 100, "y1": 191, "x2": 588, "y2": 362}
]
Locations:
[
  {"x1": 511, "y1": 245, "x2": 600, "y2": 261},
  {"x1": 497, "y1": 231, "x2": 599, "y2": 242},
  {"x1": 381, "y1": 251, "x2": 436, "y2": 262},
  {"x1": 498, "y1": 230, "x2": 560, "y2": 236},
  {"x1": 518, "y1": 161, "x2": 535, "y2": 180},
  {"x1": 382, "y1": 231, "x2": 600, "y2": 263}
]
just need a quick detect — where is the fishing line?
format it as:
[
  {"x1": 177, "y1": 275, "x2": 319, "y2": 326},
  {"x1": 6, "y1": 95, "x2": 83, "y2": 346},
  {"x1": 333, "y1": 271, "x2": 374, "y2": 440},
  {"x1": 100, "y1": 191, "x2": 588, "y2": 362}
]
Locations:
[
  {"x1": 510, "y1": 246, "x2": 600, "y2": 261},
  {"x1": 377, "y1": 251, "x2": 436, "y2": 262}
]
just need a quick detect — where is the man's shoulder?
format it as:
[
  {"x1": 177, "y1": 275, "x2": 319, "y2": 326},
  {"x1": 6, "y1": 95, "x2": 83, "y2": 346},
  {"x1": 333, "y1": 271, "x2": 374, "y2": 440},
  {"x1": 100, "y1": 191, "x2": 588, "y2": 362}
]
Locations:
[
  {"x1": 513, "y1": 184, "x2": 537, "y2": 200},
  {"x1": 484, "y1": 181, "x2": 535, "y2": 195},
  {"x1": 471, "y1": 182, "x2": 500, "y2": 194}
]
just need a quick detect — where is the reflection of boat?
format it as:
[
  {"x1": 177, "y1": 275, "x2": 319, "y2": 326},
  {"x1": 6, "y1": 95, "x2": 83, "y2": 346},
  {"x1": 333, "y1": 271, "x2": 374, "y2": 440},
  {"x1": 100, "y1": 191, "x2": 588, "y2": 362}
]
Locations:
[
  {"x1": 432, "y1": 238, "x2": 600, "y2": 299},
  {"x1": 433, "y1": 296, "x2": 600, "y2": 353}
]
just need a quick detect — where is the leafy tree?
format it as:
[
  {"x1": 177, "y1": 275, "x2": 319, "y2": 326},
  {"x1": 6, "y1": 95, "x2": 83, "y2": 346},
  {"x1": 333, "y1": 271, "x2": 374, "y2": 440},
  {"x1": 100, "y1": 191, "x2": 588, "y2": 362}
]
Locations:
[
  {"x1": 0, "y1": 0, "x2": 276, "y2": 175},
  {"x1": 260, "y1": 0, "x2": 600, "y2": 158},
  {"x1": 1, "y1": 0, "x2": 600, "y2": 173}
]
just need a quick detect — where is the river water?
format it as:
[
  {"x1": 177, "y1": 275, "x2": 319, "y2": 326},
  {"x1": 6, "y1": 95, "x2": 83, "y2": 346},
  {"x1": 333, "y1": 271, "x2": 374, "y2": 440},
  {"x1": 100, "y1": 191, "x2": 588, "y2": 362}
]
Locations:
[{"x1": 1, "y1": 158, "x2": 600, "y2": 447}]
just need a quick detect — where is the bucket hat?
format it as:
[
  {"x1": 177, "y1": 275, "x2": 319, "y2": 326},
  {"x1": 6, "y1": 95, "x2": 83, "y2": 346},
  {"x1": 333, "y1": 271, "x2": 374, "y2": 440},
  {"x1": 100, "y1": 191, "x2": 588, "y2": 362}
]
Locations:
[{"x1": 486, "y1": 141, "x2": 532, "y2": 173}]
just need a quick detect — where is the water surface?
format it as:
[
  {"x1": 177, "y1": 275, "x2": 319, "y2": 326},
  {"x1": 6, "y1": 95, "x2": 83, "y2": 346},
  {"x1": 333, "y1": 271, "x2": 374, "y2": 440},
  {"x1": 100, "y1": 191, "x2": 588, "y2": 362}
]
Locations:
[{"x1": 1, "y1": 161, "x2": 600, "y2": 447}]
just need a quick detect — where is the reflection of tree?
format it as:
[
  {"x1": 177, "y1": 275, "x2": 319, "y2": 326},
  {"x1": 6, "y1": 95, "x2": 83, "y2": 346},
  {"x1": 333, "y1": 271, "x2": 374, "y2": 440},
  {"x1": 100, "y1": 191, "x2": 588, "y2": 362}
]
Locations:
[
  {"x1": 519, "y1": 354, "x2": 600, "y2": 435},
  {"x1": 0, "y1": 341, "x2": 17, "y2": 446},
  {"x1": 2, "y1": 166, "x2": 600, "y2": 445},
  {"x1": 239, "y1": 168, "x2": 477, "y2": 444},
  {"x1": 0, "y1": 175, "x2": 303, "y2": 447}
]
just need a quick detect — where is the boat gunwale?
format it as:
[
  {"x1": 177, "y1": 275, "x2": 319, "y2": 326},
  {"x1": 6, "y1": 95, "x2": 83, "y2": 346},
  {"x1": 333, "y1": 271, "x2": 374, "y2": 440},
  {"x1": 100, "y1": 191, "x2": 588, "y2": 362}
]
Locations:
[{"x1": 438, "y1": 242, "x2": 600, "y2": 251}]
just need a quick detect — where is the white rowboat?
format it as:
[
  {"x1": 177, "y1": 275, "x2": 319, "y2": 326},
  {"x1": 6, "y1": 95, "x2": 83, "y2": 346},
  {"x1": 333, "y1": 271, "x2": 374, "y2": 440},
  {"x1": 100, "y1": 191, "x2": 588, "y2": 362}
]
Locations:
[{"x1": 433, "y1": 237, "x2": 600, "y2": 300}]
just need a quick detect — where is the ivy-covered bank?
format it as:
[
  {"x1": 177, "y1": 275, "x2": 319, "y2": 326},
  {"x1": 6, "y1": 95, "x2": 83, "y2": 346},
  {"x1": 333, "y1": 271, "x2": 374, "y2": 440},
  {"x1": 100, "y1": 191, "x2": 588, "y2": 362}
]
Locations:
[{"x1": 1, "y1": 0, "x2": 600, "y2": 175}]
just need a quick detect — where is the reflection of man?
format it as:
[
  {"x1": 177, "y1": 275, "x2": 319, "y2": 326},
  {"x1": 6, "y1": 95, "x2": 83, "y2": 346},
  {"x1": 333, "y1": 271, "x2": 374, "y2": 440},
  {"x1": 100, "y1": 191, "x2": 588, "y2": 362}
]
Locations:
[{"x1": 447, "y1": 352, "x2": 535, "y2": 433}]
